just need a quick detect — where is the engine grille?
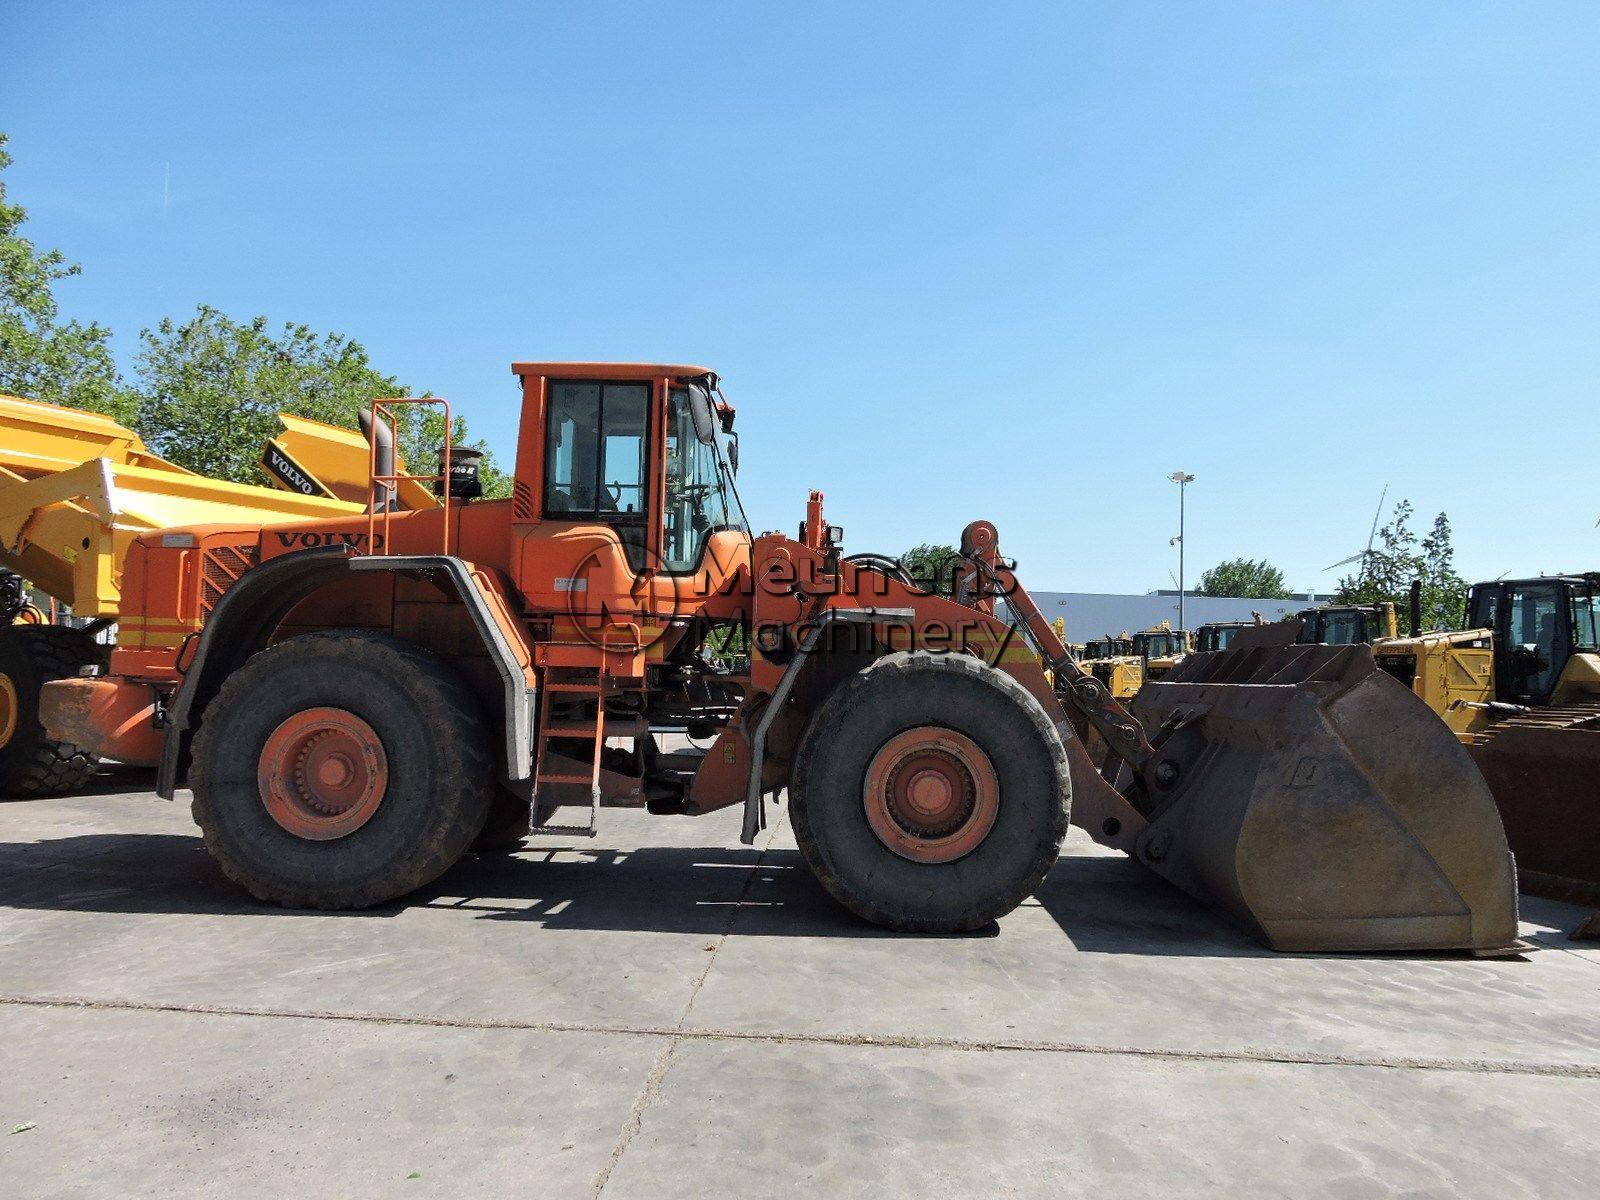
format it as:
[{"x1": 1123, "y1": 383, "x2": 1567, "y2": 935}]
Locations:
[{"x1": 200, "y1": 543, "x2": 260, "y2": 617}]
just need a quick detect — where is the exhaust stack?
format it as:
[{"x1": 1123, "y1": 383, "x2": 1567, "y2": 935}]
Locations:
[{"x1": 358, "y1": 408, "x2": 397, "y2": 513}]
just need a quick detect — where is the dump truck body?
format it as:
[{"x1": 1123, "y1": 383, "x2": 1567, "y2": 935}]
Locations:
[{"x1": 0, "y1": 396, "x2": 362, "y2": 617}]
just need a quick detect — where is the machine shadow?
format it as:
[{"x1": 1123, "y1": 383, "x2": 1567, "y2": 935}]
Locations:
[
  {"x1": 0, "y1": 819, "x2": 1308, "y2": 956},
  {"x1": 0, "y1": 823, "x2": 1547, "y2": 956}
]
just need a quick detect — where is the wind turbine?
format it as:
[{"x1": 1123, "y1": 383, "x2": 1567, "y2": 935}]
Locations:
[{"x1": 1324, "y1": 484, "x2": 1389, "y2": 583}]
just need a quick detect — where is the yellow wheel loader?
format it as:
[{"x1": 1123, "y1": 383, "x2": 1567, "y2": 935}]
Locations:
[
  {"x1": 1077, "y1": 632, "x2": 1143, "y2": 699},
  {"x1": 1131, "y1": 620, "x2": 1190, "y2": 681}
]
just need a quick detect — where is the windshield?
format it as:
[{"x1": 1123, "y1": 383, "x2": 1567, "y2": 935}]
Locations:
[
  {"x1": 1135, "y1": 633, "x2": 1183, "y2": 658},
  {"x1": 1197, "y1": 626, "x2": 1239, "y2": 653},
  {"x1": 664, "y1": 386, "x2": 749, "y2": 572},
  {"x1": 1320, "y1": 612, "x2": 1366, "y2": 645}
]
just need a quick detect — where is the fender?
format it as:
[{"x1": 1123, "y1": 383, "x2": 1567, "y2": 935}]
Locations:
[{"x1": 157, "y1": 548, "x2": 537, "y2": 798}]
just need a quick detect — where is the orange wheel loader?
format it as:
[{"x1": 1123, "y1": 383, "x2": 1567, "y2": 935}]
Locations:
[{"x1": 39, "y1": 364, "x2": 1519, "y2": 950}]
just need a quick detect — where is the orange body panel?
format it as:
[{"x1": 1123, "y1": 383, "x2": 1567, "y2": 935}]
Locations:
[{"x1": 40, "y1": 676, "x2": 165, "y2": 766}]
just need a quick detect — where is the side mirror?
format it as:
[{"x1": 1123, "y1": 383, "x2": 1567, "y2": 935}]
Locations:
[
  {"x1": 687, "y1": 382, "x2": 717, "y2": 445},
  {"x1": 728, "y1": 431, "x2": 739, "y2": 474}
]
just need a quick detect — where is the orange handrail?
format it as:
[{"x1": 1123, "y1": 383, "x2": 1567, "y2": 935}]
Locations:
[{"x1": 365, "y1": 398, "x2": 453, "y2": 556}]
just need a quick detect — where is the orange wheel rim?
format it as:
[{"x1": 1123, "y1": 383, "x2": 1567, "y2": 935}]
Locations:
[
  {"x1": 257, "y1": 707, "x2": 388, "y2": 841},
  {"x1": 862, "y1": 727, "x2": 999, "y2": 864},
  {"x1": 0, "y1": 674, "x2": 17, "y2": 749}
]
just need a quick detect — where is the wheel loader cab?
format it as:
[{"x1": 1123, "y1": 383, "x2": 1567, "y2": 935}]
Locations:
[
  {"x1": 1296, "y1": 604, "x2": 1393, "y2": 646},
  {"x1": 1194, "y1": 622, "x2": 1252, "y2": 653},
  {"x1": 509, "y1": 363, "x2": 751, "y2": 642},
  {"x1": 1132, "y1": 628, "x2": 1187, "y2": 660}
]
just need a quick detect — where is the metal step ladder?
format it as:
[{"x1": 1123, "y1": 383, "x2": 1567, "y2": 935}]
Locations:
[{"x1": 530, "y1": 665, "x2": 607, "y2": 837}]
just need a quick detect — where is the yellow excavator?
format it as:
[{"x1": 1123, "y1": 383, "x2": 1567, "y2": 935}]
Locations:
[{"x1": 0, "y1": 395, "x2": 390, "y2": 796}]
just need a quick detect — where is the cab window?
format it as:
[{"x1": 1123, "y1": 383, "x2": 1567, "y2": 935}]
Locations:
[
  {"x1": 1505, "y1": 584, "x2": 1563, "y2": 701},
  {"x1": 663, "y1": 386, "x2": 743, "y2": 572},
  {"x1": 544, "y1": 381, "x2": 649, "y2": 569},
  {"x1": 1321, "y1": 612, "x2": 1364, "y2": 645},
  {"x1": 544, "y1": 382, "x2": 647, "y2": 516}
]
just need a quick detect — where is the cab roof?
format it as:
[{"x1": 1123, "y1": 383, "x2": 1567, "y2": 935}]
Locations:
[{"x1": 511, "y1": 362, "x2": 715, "y2": 382}]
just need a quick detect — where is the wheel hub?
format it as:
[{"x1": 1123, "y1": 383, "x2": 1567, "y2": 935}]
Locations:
[
  {"x1": 258, "y1": 707, "x2": 388, "y2": 840},
  {"x1": 863, "y1": 727, "x2": 999, "y2": 863}
]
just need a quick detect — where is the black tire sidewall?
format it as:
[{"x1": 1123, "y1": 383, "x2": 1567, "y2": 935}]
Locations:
[
  {"x1": 791, "y1": 652, "x2": 1070, "y2": 930},
  {"x1": 0, "y1": 626, "x2": 103, "y2": 794},
  {"x1": 192, "y1": 633, "x2": 495, "y2": 905},
  {"x1": 0, "y1": 629, "x2": 45, "y2": 774}
]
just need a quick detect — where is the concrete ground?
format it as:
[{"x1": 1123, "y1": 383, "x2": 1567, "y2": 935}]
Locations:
[{"x1": 2, "y1": 770, "x2": 1598, "y2": 1199}]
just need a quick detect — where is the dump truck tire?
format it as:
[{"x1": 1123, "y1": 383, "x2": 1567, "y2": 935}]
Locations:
[
  {"x1": 790, "y1": 651, "x2": 1070, "y2": 932},
  {"x1": 190, "y1": 630, "x2": 496, "y2": 909},
  {"x1": 0, "y1": 625, "x2": 105, "y2": 799},
  {"x1": 472, "y1": 788, "x2": 531, "y2": 852}
]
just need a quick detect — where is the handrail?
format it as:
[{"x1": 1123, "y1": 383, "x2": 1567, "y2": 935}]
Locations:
[{"x1": 365, "y1": 398, "x2": 453, "y2": 556}]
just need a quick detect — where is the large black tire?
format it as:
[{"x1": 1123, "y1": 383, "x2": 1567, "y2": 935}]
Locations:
[
  {"x1": 0, "y1": 625, "x2": 105, "y2": 798},
  {"x1": 190, "y1": 630, "x2": 496, "y2": 908},
  {"x1": 789, "y1": 651, "x2": 1070, "y2": 932}
]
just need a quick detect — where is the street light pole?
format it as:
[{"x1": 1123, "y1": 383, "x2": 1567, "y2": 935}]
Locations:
[{"x1": 1170, "y1": 471, "x2": 1196, "y2": 631}]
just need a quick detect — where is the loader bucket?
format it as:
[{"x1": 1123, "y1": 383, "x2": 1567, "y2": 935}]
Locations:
[{"x1": 1127, "y1": 641, "x2": 1519, "y2": 954}]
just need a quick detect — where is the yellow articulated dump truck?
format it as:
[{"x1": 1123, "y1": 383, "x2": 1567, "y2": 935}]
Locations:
[{"x1": 0, "y1": 395, "x2": 374, "y2": 796}]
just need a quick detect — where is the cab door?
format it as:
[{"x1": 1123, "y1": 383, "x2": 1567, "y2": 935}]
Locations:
[{"x1": 1498, "y1": 583, "x2": 1569, "y2": 705}]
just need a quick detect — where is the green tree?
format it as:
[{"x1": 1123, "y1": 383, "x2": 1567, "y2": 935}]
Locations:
[
  {"x1": 0, "y1": 133, "x2": 132, "y2": 421},
  {"x1": 900, "y1": 543, "x2": 961, "y2": 596},
  {"x1": 1195, "y1": 558, "x2": 1292, "y2": 599},
  {"x1": 132, "y1": 305, "x2": 509, "y2": 496},
  {"x1": 1332, "y1": 500, "x2": 1466, "y2": 630}
]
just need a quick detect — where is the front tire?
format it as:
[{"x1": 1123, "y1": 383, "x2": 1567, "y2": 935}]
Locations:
[
  {"x1": 190, "y1": 631, "x2": 495, "y2": 908},
  {"x1": 789, "y1": 651, "x2": 1070, "y2": 932}
]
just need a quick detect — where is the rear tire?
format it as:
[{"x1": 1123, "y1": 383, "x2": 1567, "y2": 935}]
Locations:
[
  {"x1": 190, "y1": 631, "x2": 496, "y2": 908},
  {"x1": 789, "y1": 651, "x2": 1070, "y2": 932},
  {"x1": 0, "y1": 625, "x2": 106, "y2": 798}
]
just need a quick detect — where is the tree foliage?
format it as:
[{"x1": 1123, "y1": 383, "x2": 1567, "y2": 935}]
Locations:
[
  {"x1": 131, "y1": 305, "x2": 510, "y2": 497},
  {"x1": 900, "y1": 543, "x2": 961, "y2": 596},
  {"x1": 1332, "y1": 500, "x2": 1466, "y2": 630},
  {"x1": 0, "y1": 134, "x2": 132, "y2": 422},
  {"x1": 1195, "y1": 558, "x2": 1292, "y2": 599}
]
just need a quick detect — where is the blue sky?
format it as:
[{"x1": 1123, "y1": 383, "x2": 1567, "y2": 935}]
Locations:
[{"x1": 4, "y1": 2, "x2": 1596, "y2": 593}]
